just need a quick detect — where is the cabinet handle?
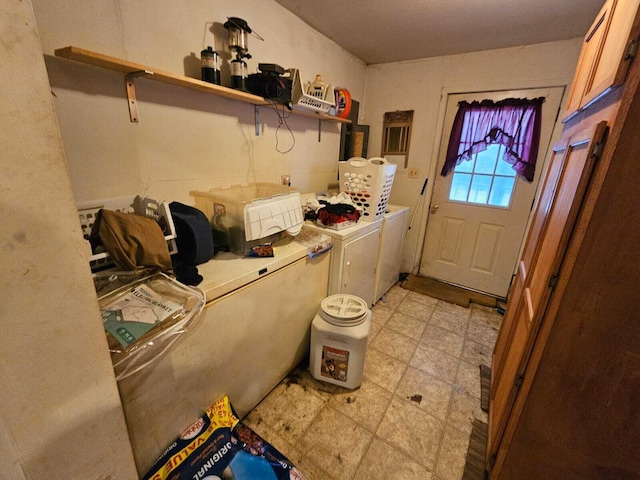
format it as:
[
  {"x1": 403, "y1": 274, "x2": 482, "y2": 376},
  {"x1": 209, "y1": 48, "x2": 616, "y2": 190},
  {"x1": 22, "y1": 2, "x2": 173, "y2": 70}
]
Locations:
[{"x1": 344, "y1": 260, "x2": 351, "y2": 287}]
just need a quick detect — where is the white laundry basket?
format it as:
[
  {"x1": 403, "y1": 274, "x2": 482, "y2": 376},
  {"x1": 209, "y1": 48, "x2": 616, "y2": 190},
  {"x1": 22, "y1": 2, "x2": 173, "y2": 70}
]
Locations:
[
  {"x1": 339, "y1": 157, "x2": 397, "y2": 221},
  {"x1": 309, "y1": 294, "x2": 371, "y2": 389}
]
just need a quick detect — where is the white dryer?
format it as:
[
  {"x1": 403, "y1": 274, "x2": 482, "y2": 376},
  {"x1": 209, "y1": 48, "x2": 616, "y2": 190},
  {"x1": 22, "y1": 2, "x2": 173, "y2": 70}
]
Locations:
[{"x1": 374, "y1": 204, "x2": 410, "y2": 303}]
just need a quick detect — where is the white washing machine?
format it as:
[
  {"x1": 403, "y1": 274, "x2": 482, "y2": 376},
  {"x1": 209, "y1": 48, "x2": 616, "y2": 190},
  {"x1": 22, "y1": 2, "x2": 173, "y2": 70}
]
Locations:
[
  {"x1": 374, "y1": 204, "x2": 410, "y2": 303},
  {"x1": 303, "y1": 217, "x2": 383, "y2": 307}
]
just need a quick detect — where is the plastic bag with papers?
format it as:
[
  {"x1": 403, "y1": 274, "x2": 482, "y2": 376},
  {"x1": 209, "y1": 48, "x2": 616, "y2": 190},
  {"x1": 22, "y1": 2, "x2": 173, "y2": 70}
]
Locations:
[{"x1": 96, "y1": 271, "x2": 205, "y2": 381}]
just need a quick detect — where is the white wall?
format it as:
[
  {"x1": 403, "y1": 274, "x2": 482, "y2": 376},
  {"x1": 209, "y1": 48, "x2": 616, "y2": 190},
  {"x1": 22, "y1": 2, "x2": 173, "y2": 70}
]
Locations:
[
  {"x1": 31, "y1": 0, "x2": 367, "y2": 205},
  {"x1": 362, "y1": 39, "x2": 583, "y2": 273},
  {"x1": 0, "y1": 1, "x2": 137, "y2": 478}
]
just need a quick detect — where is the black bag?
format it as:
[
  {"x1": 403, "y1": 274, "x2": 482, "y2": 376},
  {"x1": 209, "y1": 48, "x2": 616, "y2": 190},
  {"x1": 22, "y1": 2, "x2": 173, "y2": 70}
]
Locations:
[{"x1": 169, "y1": 202, "x2": 214, "y2": 285}]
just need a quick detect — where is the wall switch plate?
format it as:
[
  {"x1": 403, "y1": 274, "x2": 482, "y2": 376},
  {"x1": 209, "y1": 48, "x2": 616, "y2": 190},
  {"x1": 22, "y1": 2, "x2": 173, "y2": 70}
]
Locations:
[
  {"x1": 408, "y1": 167, "x2": 419, "y2": 179},
  {"x1": 281, "y1": 174, "x2": 291, "y2": 186}
]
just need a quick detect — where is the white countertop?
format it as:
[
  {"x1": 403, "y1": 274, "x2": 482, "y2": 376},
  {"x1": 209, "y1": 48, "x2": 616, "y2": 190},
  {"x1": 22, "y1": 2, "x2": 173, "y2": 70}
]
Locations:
[{"x1": 197, "y1": 237, "x2": 310, "y2": 302}]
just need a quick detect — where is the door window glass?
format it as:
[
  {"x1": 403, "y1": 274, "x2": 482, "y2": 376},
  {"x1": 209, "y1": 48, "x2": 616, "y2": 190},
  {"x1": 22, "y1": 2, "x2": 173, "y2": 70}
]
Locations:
[{"x1": 449, "y1": 144, "x2": 517, "y2": 208}]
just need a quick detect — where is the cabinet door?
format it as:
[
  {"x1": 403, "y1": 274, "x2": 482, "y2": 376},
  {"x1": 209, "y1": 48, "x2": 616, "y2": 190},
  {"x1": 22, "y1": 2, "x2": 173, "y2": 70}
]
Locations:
[
  {"x1": 491, "y1": 139, "x2": 568, "y2": 386},
  {"x1": 583, "y1": 0, "x2": 640, "y2": 109},
  {"x1": 487, "y1": 122, "x2": 608, "y2": 477},
  {"x1": 563, "y1": 0, "x2": 615, "y2": 119},
  {"x1": 564, "y1": 0, "x2": 640, "y2": 120},
  {"x1": 341, "y1": 227, "x2": 381, "y2": 306}
]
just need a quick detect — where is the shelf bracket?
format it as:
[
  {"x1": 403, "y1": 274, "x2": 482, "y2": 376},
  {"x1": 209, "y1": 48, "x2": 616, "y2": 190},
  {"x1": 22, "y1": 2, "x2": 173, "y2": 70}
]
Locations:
[
  {"x1": 125, "y1": 70, "x2": 153, "y2": 123},
  {"x1": 254, "y1": 105, "x2": 260, "y2": 136}
]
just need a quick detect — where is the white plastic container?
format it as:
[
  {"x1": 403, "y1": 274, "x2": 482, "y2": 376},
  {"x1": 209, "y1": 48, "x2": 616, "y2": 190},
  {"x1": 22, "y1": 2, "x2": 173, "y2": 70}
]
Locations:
[{"x1": 309, "y1": 294, "x2": 371, "y2": 389}]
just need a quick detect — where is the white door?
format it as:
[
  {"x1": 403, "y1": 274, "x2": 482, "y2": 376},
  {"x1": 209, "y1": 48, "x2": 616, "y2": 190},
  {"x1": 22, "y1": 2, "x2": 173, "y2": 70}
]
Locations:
[{"x1": 419, "y1": 88, "x2": 564, "y2": 297}]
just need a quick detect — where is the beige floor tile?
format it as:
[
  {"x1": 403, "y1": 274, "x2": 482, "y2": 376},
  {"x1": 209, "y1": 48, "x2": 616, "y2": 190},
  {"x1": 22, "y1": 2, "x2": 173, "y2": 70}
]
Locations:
[
  {"x1": 436, "y1": 300, "x2": 472, "y2": 319},
  {"x1": 378, "y1": 289, "x2": 405, "y2": 310},
  {"x1": 397, "y1": 297, "x2": 436, "y2": 322},
  {"x1": 469, "y1": 304, "x2": 503, "y2": 330},
  {"x1": 353, "y1": 437, "x2": 433, "y2": 480},
  {"x1": 287, "y1": 450, "x2": 336, "y2": 480},
  {"x1": 370, "y1": 328, "x2": 418, "y2": 363},
  {"x1": 455, "y1": 360, "x2": 482, "y2": 399},
  {"x1": 371, "y1": 303, "x2": 394, "y2": 326},
  {"x1": 376, "y1": 397, "x2": 445, "y2": 470},
  {"x1": 447, "y1": 390, "x2": 488, "y2": 436},
  {"x1": 329, "y1": 379, "x2": 393, "y2": 432},
  {"x1": 368, "y1": 321, "x2": 382, "y2": 346},
  {"x1": 461, "y1": 339, "x2": 492, "y2": 367},
  {"x1": 389, "y1": 285, "x2": 410, "y2": 298},
  {"x1": 429, "y1": 308, "x2": 469, "y2": 336},
  {"x1": 299, "y1": 406, "x2": 373, "y2": 479},
  {"x1": 410, "y1": 343, "x2": 460, "y2": 384},
  {"x1": 405, "y1": 290, "x2": 440, "y2": 308},
  {"x1": 244, "y1": 288, "x2": 496, "y2": 480},
  {"x1": 421, "y1": 324, "x2": 465, "y2": 358},
  {"x1": 283, "y1": 364, "x2": 342, "y2": 400},
  {"x1": 364, "y1": 347, "x2": 408, "y2": 392},
  {"x1": 435, "y1": 424, "x2": 471, "y2": 480},
  {"x1": 386, "y1": 312, "x2": 428, "y2": 340},
  {"x1": 245, "y1": 381, "x2": 326, "y2": 444},
  {"x1": 466, "y1": 320, "x2": 499, "y2": 349},
  {"x1": 395, "y1": 366, "x2": 453, "y2": 421}
]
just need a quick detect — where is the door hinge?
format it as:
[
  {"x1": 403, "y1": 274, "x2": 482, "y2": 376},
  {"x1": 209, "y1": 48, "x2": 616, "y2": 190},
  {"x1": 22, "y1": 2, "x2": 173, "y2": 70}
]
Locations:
[
  {"x1": 590, "y1": 140, "x2": 605, "y2": 161},
  {"x1": 624, "y1": 38, "x2": 638, "y2": 61},
  {"x1": 515, "y1": 373, "x2": 525, "y2": 388},
  {"x1": 548, "y1": 273, "x2": 559, "y2": 290}
]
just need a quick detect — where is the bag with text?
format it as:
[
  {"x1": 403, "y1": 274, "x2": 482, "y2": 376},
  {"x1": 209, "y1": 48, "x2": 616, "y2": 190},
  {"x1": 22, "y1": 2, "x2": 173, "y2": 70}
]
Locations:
[{"x1": 143, "y1": 395, "x2": 306, "y2": 480}]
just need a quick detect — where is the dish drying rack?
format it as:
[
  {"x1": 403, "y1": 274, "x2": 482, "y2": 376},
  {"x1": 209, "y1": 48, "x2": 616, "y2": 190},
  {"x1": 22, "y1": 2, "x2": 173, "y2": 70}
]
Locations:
[
  {"x1": 77, "y1": 195, "x2": 177, "y2": 271},
  {"x1": 288, "y1": 69, "x2": 336, "y2": 114}
]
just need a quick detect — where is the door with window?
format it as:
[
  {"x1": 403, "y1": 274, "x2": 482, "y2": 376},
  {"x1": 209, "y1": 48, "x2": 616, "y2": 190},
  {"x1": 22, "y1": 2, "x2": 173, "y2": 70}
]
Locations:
[{"x1": 419, "y1": 88, "x2": 564, "y2": 297}]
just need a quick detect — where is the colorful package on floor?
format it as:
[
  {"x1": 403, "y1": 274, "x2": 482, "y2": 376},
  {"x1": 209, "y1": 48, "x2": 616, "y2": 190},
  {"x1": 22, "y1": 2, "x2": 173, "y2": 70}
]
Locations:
[{"x1": 142, "y1": 395, "x2": 306, "y2": 480}]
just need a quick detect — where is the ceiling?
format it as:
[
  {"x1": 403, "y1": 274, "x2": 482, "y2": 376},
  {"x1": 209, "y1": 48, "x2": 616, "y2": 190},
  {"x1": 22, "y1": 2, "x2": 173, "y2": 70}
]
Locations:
[{"x1": 274, "y1": 0, "x2": 604, "y2": 64}]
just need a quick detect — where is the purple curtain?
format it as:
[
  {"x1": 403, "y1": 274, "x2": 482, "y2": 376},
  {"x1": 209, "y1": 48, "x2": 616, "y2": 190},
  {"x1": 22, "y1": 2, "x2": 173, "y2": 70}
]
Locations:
[{"x1": 440, "y1": 97, "x2": 544, "y2": 182}]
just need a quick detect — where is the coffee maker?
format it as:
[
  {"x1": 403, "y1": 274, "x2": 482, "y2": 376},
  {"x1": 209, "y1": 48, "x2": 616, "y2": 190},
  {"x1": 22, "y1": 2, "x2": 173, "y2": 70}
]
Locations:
[{"x1": 223, "y1": 17, "x2": 253, "y2": 91}]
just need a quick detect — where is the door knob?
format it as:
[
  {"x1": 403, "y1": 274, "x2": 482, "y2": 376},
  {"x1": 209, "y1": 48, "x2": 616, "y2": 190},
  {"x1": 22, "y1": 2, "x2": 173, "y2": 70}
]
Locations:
[{"x1": 430, "y1": 204, "x2": 439, "y2": 214}]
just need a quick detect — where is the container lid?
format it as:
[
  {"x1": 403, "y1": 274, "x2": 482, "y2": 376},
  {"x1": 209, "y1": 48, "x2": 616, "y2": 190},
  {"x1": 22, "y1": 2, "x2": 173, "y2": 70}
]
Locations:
[
  {"x1": 224, "y1": 17, "x2": 252, "y2": 33},
  {"x1": 320, "y1": 294, "x2": 369, "y2": 326}
]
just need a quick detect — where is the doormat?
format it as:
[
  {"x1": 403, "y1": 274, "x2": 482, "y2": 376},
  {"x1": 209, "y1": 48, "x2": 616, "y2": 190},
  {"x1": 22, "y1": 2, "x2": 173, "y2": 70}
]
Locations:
[
  {"x1": 480, "y1": 364, "x2": 491, "y2": 413},
  {"x1": 462, "y1": 419, "x2": 488, "y2": 480},
  {"x1": 400, "y1": 274, "x2": 498, "y2": 308}
]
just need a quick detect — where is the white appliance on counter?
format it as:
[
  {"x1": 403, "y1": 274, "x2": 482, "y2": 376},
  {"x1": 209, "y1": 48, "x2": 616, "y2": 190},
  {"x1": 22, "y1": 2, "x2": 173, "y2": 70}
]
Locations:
[
  {"x1": 303, "y1": 218, "x2": 382, "y2": 307},
  {"x1": 374, "y1": 205, "x2": 410, "y2": 303}
]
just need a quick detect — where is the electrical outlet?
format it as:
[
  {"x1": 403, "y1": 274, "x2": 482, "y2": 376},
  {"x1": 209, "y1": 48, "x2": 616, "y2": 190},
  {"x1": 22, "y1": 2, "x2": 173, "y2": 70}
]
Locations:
[
  {"x1": 408, "y1": 167, "x2": 419, "y2": 179},
  {"x1": 281, "y1": 174, "x2": 291, "y2": 186}
]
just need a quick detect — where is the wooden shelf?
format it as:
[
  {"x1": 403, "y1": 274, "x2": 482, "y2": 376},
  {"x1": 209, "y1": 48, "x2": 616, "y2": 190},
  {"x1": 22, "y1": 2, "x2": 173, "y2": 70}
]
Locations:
[{"x1": 54, "y1": 46, "x2": 350, "y2": 125}]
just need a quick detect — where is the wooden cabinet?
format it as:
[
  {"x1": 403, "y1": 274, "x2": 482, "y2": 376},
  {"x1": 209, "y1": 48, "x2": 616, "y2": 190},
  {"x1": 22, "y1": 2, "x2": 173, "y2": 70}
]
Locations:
[
  {"x1": 488, "y1": 3, "x2": 640, "y2": 479},
  {"x1": 488, "y1": 122, "x2": 607, "y2": 471},
  {"x1": 563, "y1": 0, "x2": 640, "y2": 121}
]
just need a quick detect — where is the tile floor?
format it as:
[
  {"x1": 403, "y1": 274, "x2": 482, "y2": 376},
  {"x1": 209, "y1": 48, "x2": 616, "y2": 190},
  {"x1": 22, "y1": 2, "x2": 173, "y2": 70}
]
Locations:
[{"x1": 243, "y1": 285, "x2": 503, "y2": 480}]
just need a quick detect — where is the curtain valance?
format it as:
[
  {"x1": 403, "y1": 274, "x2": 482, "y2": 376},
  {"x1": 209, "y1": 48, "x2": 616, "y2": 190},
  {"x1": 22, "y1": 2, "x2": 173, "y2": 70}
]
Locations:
[{"x1": 441, "y1": 97, "x2": 544, "y2": 182}]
